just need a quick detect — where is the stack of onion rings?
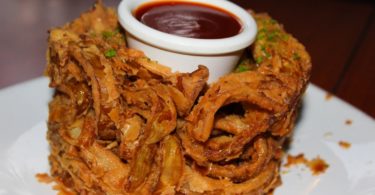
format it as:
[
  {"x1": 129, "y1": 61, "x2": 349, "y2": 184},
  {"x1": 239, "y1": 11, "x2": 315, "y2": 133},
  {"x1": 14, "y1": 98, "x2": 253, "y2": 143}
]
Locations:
[{"x1": 45, "y1": 2, "x2": 311, "y2": 195}]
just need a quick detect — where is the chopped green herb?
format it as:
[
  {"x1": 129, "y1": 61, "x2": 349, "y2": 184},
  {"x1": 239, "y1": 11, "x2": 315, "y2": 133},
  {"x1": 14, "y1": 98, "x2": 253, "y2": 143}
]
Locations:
[
  {"x1": 141, "y1": 57, "x2": 152, "y2": 62},
  {"x1": 235, "y1": 58, "x2": 252, "y2": 72},
  {"x1": 102, "y1": 31, "x2": 114, "y2": 39},
  {"x1": 265, "y1": 52, "x2": 271, "y2": 58},
  {"x1": 293, "y1": 53, "x2": 301, "y2": 61},
  {"x1": 281, "y1": 34, "x2": 289, "y2": 41},
  {"x1": 257, "y1": 29, "x2": 283, "y2": 42},
  {"x1": 267, "y1": 30, "x2": 278, "y2": 41},
  {"x1": 258, "y1": 29, "x2": 268, "y2": 33},
  {"x1": 270, "y1": 19, "x2": 277, "y2": 25},
  {"x1": 256, "y1": 29, "x2": 267, "y2": 40},
  {"x1": 236, "y1": 65, "x2": 249, "y2": 72},
  {"x1": 256, "y1": 56, "x2": 264, "y2": 64},
  {"x1": 257, "y1": 33, "x2": 265, "y2": 40},
  {"x1": 102, "y1": 28, "x2": 120, "y2": 39},
  {"x1": 105, "y1": 49, "x2": 117, "y2": 58},
  {"x1": 261, "y1": 45, "x2": 271, "y2": 58}
]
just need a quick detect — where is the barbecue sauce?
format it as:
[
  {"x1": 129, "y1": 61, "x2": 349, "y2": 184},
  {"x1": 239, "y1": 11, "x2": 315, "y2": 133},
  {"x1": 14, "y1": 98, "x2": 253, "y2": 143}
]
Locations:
[{"x1": 134, "y1": 1, "x2": 242, "y2": 39}]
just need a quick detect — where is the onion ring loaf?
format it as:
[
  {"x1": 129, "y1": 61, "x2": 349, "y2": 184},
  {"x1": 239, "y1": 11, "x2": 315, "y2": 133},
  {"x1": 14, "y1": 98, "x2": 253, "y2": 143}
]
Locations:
[{"x1": 45, "y1": 2, "x2": 311, "y2": 195}]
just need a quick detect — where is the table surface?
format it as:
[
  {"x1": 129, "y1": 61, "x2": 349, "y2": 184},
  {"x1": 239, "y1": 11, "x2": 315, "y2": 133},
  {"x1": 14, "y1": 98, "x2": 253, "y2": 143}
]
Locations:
[{"x1": 1, "y1": 0, "x2": 374, "y2": 118}]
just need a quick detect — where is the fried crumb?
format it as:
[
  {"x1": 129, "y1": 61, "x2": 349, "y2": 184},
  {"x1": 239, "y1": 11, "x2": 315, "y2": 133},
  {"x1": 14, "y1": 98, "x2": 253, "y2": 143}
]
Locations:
[
  {"x1": 345, "y1": 119, "x2": 352, "y2": 125},
  {"x1": 284, "y1": 153, "x2": 308, "y2": 167},
  {"x1": 338, "y1": 141, "x2": 351, "y2": 149},
  {"x1": 35, "y1": 173, "x2": 54, "y2": 184},
  {"x1": 308, "y1": 156, "x2": 329, "y2": 175},
  {"x1": 284, "y1": 154, "x2": 329, "y2": 176},
  {"x1": 325, "y1": 93, "x2": 333, "y2": 101}
]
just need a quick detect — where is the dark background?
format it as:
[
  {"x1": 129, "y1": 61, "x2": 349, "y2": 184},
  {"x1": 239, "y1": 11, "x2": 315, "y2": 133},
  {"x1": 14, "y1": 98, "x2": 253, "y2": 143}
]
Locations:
[{"x1": 0, "y1": 0, "x2": 374, "y2": 118}]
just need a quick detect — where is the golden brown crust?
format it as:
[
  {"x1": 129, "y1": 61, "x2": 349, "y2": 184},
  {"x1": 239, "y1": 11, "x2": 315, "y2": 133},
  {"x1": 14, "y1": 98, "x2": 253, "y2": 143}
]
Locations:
[{"x1": 45, "y1": 2, "x2": 311, "y2": 195}]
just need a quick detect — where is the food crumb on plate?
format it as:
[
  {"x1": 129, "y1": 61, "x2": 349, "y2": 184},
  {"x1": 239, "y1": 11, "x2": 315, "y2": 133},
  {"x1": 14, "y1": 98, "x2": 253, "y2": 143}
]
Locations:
[
  {"x1": 325, "y1": 92, "x2": 333, "y2": 101},
  {"x1": 284, "y1": 153, "x2": 308, "y2": 167},
  {"x1": 308, "y1": 156, "x2": 329, "y2": 175},
  {"x1": 284, "y1": 153, "x2": 329, "y2": 176},
  {"x1": 338, "y1": 140, "x2": 351, "y2": 149},
  {"x1": 345, "y1": 119, "x2": 353, "y2": 125},
  {"x1": 35, "y1": 173, "x2": 54, "y2": 184}
]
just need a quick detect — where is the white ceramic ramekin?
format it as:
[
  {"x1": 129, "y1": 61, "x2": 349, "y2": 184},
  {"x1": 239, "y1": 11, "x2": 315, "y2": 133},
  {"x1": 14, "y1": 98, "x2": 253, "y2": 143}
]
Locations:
[{"x1": 118, "y1": 0, "x2": 257, "y2": 83}]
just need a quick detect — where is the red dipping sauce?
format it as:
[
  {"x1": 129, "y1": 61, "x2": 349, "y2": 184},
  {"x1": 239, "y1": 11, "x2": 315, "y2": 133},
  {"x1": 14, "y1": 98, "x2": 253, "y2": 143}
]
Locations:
[{"x1": 134, "y1": 1, "x2": 242, "y2": 39}]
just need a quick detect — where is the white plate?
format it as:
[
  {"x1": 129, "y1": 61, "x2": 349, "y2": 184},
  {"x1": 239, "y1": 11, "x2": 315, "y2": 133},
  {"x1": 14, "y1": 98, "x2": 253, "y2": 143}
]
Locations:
[{"x1": 0, "y1": 77, "x2": 374, "y2": 195}]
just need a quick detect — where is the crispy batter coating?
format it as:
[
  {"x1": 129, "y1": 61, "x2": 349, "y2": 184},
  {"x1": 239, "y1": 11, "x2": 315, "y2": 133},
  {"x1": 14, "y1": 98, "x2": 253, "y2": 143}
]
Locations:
[{"x1": 46, "y1": 2, "x2": 311, "y2": 195}]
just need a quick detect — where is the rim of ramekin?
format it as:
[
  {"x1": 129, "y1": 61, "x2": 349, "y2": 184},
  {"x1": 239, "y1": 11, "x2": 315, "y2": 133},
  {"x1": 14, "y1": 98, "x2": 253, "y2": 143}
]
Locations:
[{"x1": 118, "y1": 0, "x2": 257, "y2": 55}]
